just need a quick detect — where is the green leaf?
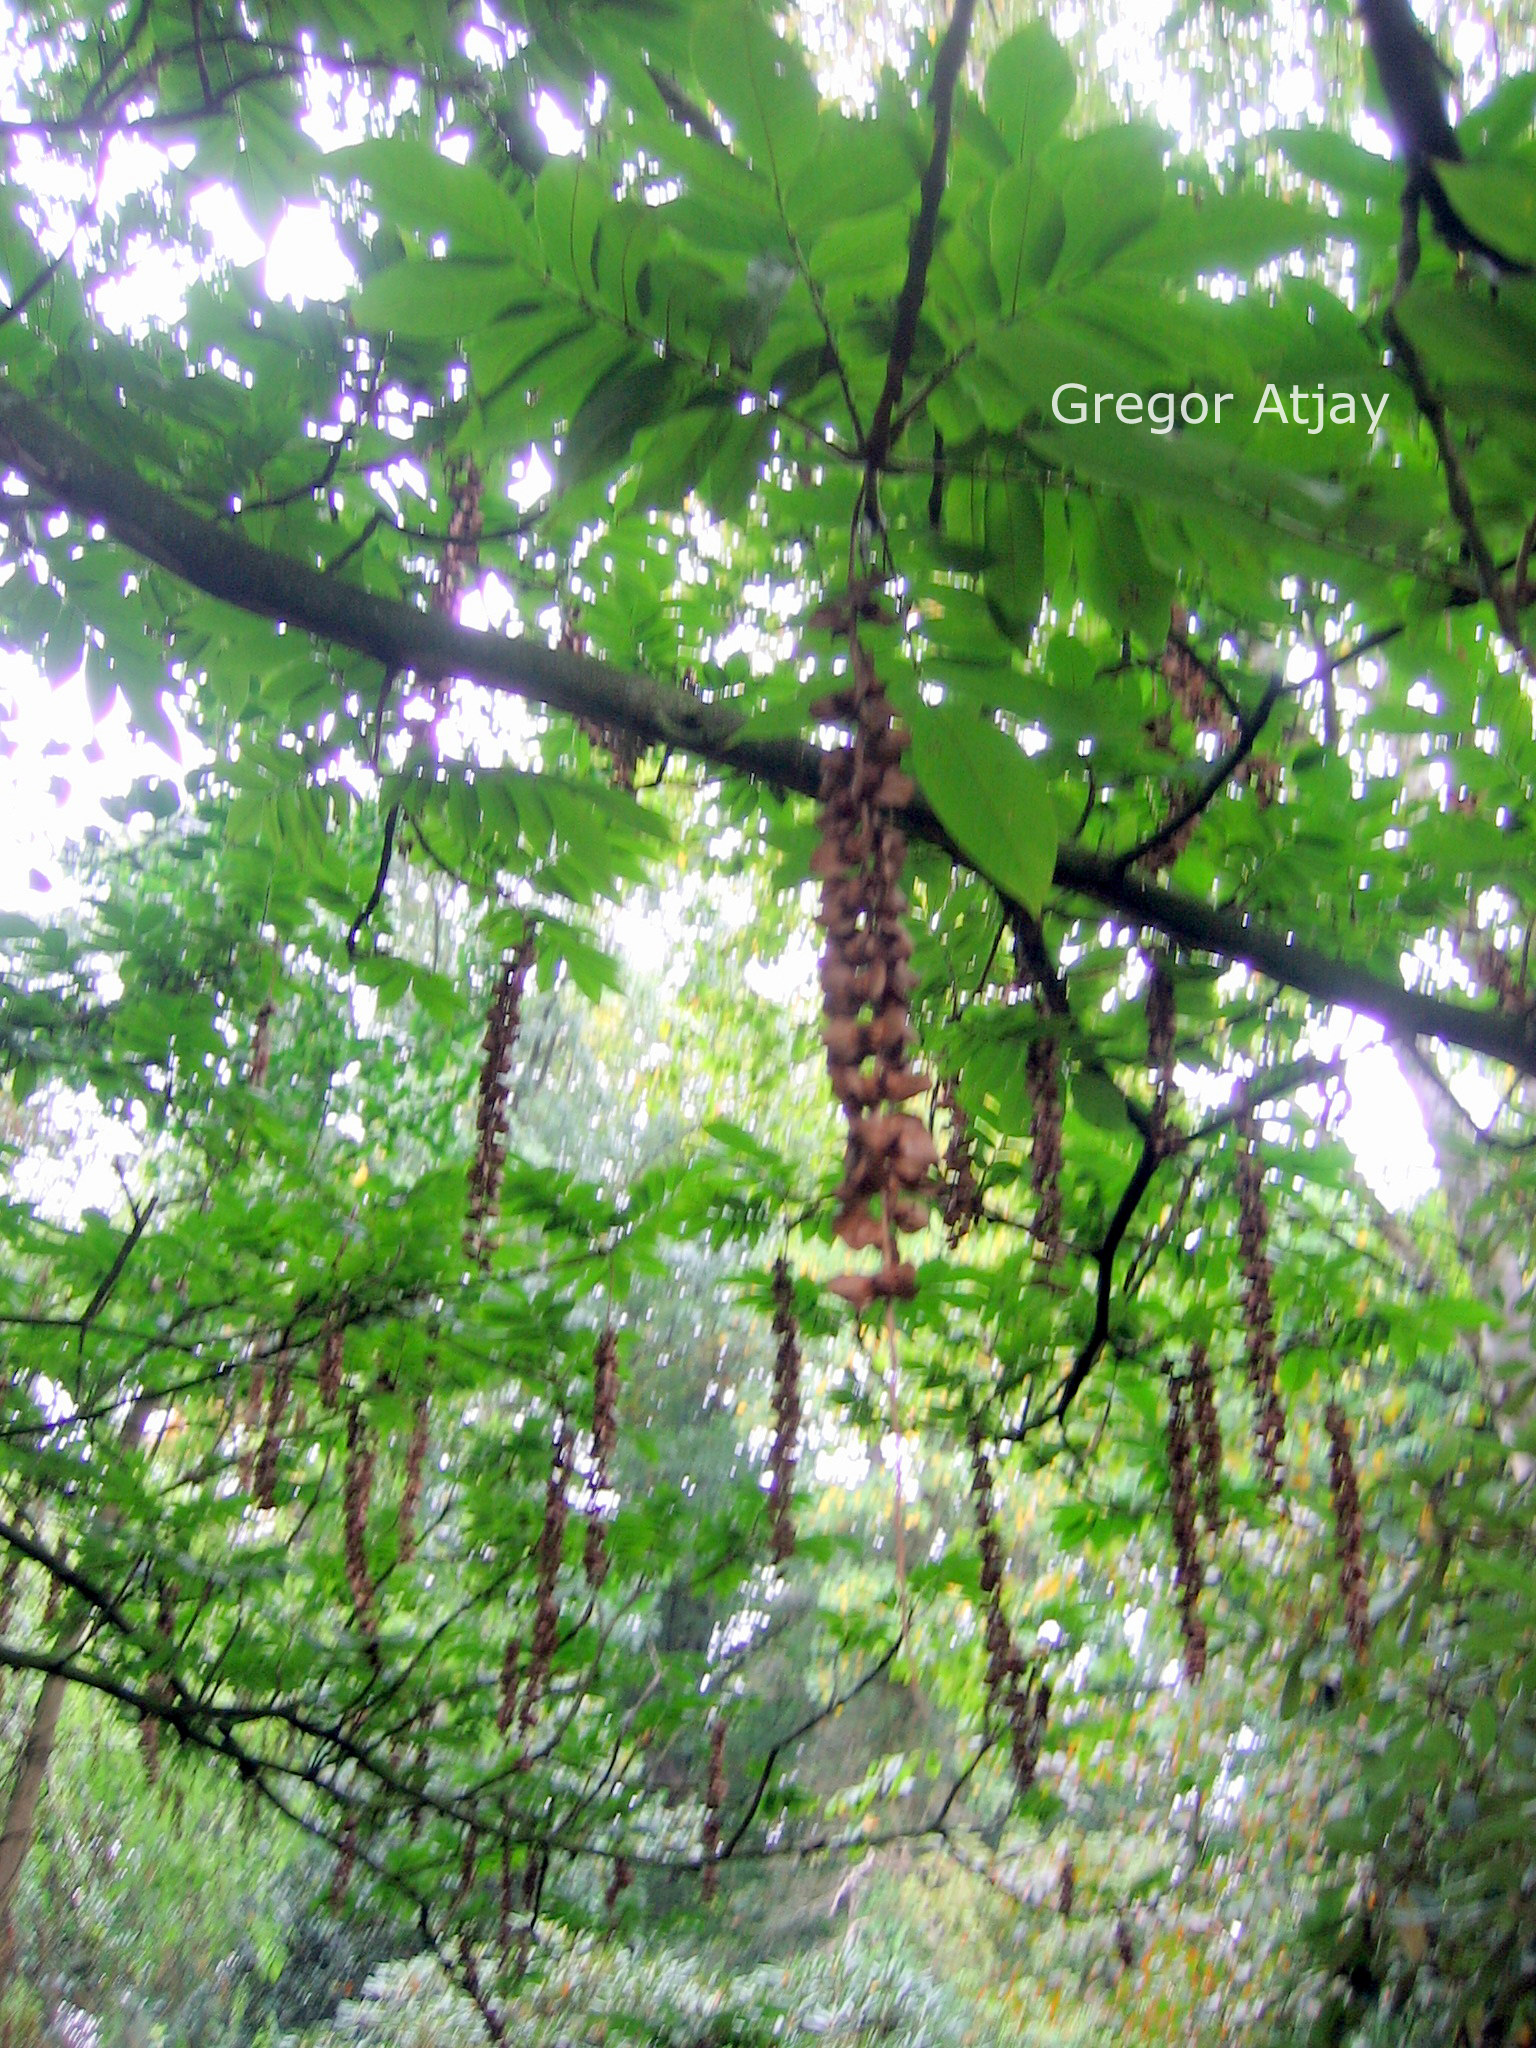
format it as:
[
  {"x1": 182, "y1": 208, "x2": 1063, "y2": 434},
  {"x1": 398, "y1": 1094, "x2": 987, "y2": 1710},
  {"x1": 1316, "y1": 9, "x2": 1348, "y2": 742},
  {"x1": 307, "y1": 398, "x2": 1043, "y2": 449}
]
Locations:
[
  {"x1": 351, "y1": 258, "x2": 525, "y2": 336},
  {"x1": 983, "y1": 25, "x2": 1076, "y2": 163},
  {"x1": 329, "y1": 139, "x2": 536, "y2": 258},
  {"x1": 689, "y1": 5, "x2": 821, "y2": 185},
  {"x1": 1436, "y1": 158, "x2": 1536, "y2": 268},
  {"x1": 908, "y1": 703, "x2": 1058, "y2": 915},
  {"x1": 982, "y1": 479, "x2": 1045, "y2": 649}
]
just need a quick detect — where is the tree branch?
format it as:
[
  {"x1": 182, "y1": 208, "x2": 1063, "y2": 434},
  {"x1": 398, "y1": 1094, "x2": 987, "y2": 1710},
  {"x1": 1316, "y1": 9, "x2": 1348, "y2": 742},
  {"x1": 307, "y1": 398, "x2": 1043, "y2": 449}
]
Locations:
[
  {"x1": 3, "y1": 389, "x2": 1535, "y2": 1075},
  {"x1": 861, "y1": 0, "x2": 977, "y2": 476}
]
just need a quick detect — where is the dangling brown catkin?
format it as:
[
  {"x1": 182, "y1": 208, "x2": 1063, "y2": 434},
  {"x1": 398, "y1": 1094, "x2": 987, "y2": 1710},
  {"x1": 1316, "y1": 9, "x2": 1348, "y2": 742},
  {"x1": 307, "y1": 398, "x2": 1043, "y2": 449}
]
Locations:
[
  {"x1": 330, "y1": 1812, "x2": 357, "y2": 1912},
  {"x1": 433, "y1": 458, "x2": 484, "y2": 619},
  {"x1": 496, "y1": 1636, "x2": 522, "y2": 1736},
  {"x1": 605, "y1": 1854, "x2": 633, "y2": 1913},
  {"x1": 457, "y1": 1823, "x2": 479, "y2": 1905},
  {"x1": 1188, "y1": 1344, "x2": 1223, "y2": 1531},
  {"x1": 1024, "y1": 1036, "x2": 1063, "y2": 1263},
  {"x1": 1145, "y1": 953, "x2": 1178, "y2": 1152},
  {"x1": 1005, "y1": 1653, "x2": 1050, "y2": 1797},
  {"x1": 1058, "y1": 1848, "x2": 1076, "y2": 1919},
  {"x1": 583, "y1": 1327, "x2": 619, "y2": 1591},
  {"x1": 466, "y1": 936, "x2": 536, "y2": 1264},
  {"x1": 702, "y1": 1716, "x2": 726, "y2": 1901},
  {"x1": 398, "y1": 1395, "x2": 430, "y2": 1566},
  {"x1": 343, "y1": 1403, "x2": 377, "y2": 1639},
  {"x1": 253, "y1": 1349, "x2": 294, "y2": 1511},
  {"x1": 1165, "y1": 1373, "x2": 1207, "y2": 1681},
  {"x1": 318, "y1": 1320, "x2": 344, "y2": 1411},
  {"x1": 1234, "y1": 1112, "x2": 1286, "y2": 1489},
  {"x1": 968, "y1": 1424, "x2": 1050, "y2": 1794},
  {"x1": 520, "y1": 1428, "x2": 569, "y2": 1734},
  {"x1": 937, "y1": 1078, "x2": 984, "y2": 1244},
  {"x1": 812, "y1": 625, "x2": 937, "y2": 1308},
  {"x1": 768, "y1": 1262, "x2": 803, "y2": 1562},
  {"x1": 1325, "y1": 1402, "x2": 1372, "y2": 1659},
  {"x1": 249, "y1": 1000, "x2": 274, "y2": 1088}
]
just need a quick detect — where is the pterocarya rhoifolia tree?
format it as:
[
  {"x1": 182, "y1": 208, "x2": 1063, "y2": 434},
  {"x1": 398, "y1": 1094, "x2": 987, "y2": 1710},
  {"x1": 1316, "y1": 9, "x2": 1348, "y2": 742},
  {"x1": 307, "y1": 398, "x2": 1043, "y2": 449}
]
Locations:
[{"x1": 3, "y1": 0, "x2": 1536, "y2": 2032}]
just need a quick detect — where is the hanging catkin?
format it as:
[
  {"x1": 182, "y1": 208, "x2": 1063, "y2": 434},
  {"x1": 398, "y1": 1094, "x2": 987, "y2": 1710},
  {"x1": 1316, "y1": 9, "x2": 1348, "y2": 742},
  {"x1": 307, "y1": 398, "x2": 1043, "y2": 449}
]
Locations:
[
  {"x1": 584, "y1": 1328, "x2": 619, "y2": 1590},
  {"x1": 318, "y1": 1320, "x2": 344, "y2": 1411},
  {"x1": 1025, "y1": 1036, "x2": 1063, "y2": 1263},
  {"x1": 768, "y1": 1261, "x2": 803, "y2": 1562},
  {"x1": 702, "y1": 1716, "x2": 726, "y2": 1901},
  {"x1": 343, "y1": 1403, "x2": 377, "y2": 1638},
  {"x1": 1188, "y1": 1343, "x2": 1223, "y2": 1531},
  {"x1": 967, "y1": 1422, "x2": 1049, "y2": 1795},
  {"x1": 937, "y1": 1078, "x2": 984, "y2": 1243},
  {"x1": 1166, "y1": 1373, "x2": 1207, "y2": 1681},
  {"x1": 520, "y1": 1429, "x2": 569, "y2": 1733},
  {"x1": 466, "y1": 935, "x2": 536, "y2": 1263},
  {"x1": 252, "y1": 1349, "x2": 293, "y2": 1511},
  {"x1": 811, "y1": 629, "x2": 937, "y2": 1308},
  {"x1": 1234, "y1": 1112, "x2": 1286, "y2": 1489},
  {"x1": 496, "y1": 1635, "x2": 522, "y2": 1736},
  {"x1": 1145, "y1": 953, "x2": 1178, "y2": 1151},
  {"x1": 398, "y1": 1395, "x2": 430, "y2": 1566},
  {"x1": 1325, "y1": 1401, "x2": 1372, "y2": 1658}
]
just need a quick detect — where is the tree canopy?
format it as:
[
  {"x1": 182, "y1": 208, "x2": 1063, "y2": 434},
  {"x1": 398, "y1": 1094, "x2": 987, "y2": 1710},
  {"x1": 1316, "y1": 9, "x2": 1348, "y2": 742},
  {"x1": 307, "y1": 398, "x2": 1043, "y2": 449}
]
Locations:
[{"x1": 3, "y1": 0, "x2": 1536, "y2": 2039}]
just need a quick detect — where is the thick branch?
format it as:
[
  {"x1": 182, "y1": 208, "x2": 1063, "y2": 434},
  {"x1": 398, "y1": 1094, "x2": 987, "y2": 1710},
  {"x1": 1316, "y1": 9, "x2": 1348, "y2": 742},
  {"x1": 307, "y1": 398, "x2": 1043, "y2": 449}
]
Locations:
[
  {"x1": 3, "y1": 387, "x2": 1535, "y2": 1075},
  {"x1": 862, "y1": 0, "x2": 976, "y2": 474}
]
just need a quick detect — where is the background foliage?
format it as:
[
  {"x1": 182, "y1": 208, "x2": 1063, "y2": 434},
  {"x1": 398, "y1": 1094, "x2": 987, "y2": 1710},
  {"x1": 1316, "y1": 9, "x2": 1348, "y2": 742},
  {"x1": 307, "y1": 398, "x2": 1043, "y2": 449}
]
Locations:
[{"x1": 2, "y1": 0, "x2": 1536, "y2": 2040}]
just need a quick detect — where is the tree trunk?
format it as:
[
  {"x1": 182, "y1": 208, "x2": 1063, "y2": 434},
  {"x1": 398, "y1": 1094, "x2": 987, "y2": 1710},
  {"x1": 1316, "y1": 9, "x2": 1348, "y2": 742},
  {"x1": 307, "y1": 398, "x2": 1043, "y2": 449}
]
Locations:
[{"x1": 0, "y1": 1669, "x2": 70, "y2": 1967}]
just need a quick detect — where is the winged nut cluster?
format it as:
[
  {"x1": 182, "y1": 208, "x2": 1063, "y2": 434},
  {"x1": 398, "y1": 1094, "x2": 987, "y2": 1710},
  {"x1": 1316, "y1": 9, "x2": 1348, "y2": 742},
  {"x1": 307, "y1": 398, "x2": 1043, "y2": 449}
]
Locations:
[
  {"x1": 968, "y1": 1421, "x2": 1050, "y2": 1797},
  {"x1": 768, "y1": 1260, "x2": 802, "y2": 1563},
  {"x1": 466, "y1": 935, "x2": 536, "y2": 1264},
  {"x1": 1165, "y1": 1372, "x2": 1208, "y2": 1681},
  {"x1": 1325, "y1": 1401, "x2": 1372, "y2": 1659},
  {"x1": 811, "y1": 633, "x2": 936, "y2": 1305},
  {"x1": 583, "y1": 1327, "x2": 620, "y2": 1590},
  {"x1": 1234, "y1": 1112, "x2": 1287, "y2": 1490},
  {"x1": 1188, "y1": 1342, "x2": 1224, "y2": 1531}
]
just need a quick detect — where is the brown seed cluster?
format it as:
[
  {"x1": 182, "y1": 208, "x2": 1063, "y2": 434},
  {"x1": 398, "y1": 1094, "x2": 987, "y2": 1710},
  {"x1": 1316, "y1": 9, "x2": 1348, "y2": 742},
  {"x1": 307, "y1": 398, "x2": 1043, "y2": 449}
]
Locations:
[
  {"x1": 1143, "y1": 614, "x2": 1279, "y2": 873},
  {"x1": 249, "y1": 1000, "x2": 273, "y2": 1088},
  {"x1": 520, "y1": 1429, "x2": 569, "y2": 1734},
  {"x1": 1234, "y1": 1113, "x2": 1286, "y2": 1490},
  {"x1": 811, "y1": 633, "x2": 936, "y2": 1308},
  {"x1": 318, "y1": 1320, "x2": 344, "y2": 1411},
  {"x1": 398, "y1": 1395, "x2": 430, "y2": 1567},
  {"x1": 1188, "y1": 1343, "x2": 1223, "y2": 1531},
  {"x1": 343, "y1": 1403, "x2": 377, "y2": 1639},
  {"x1": 496, "y1": 1635, "x2": 522, "y2": 1737},
  {"x1": 937, "y1": 1079, "x2": 984, "y2": 1244},
  {"x1": 702, "y1": 1716, "x2": 726, "y2": 1901},
  {"x1": 1165, "y1": 1373, "x2": 1207, "y2": 1682},
  {"x1": 253, "y1": 1349, "x2": 294, "y2": 1512},
  {"x1": 768, "y1": 1261, "x2": 802, "y2": 1563},
  {"x1": 583, "y1": 1328, "x2": 620, "y2": 1591},
  {"x1": 434, "y1": 458, "x2": 483, "y2": 619},
  {"x1": 1058, "y1": 1849, "x2": 1075, "y2": 1920},
  {"x1": 330, "y1": 1811, "x2": 357, "y2": 1912},
  {"x1": 1145, "y1": 954, "x2": 1178, "y2": 1152},
  {"x1": 466, "y1": 936, "x2": 536, "y2": 1264},
  {"x1": 1325, "y1": 1401, "x2": 1372, "y2": 1659},
  {"x1": 605, "y1": 1854, "x2": 633, "y2": 1913},
  {"x1": 1025, "y1": 1036, "x2": 1063, "y2": 1263},
  {"x1": 968, "y1": 1423, "x2": 1050, "y2": 1797}
]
